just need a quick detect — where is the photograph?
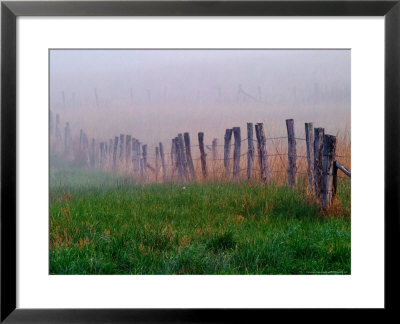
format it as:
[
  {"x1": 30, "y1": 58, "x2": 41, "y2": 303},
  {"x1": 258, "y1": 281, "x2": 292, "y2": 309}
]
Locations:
[{"x1": 49, "y1": 49, "x2": 351, "y2": 275}]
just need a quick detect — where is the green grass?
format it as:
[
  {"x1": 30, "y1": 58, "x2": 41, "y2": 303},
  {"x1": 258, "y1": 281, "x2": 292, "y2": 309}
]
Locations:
[{"x1": 49, "y1": 167, "x2": 351, "y2": 275}]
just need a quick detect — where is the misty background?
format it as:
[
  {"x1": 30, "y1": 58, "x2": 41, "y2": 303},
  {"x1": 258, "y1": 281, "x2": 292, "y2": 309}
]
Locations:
[{"x1": 50, "y1": 49, "x2": 350, "y2": 149}]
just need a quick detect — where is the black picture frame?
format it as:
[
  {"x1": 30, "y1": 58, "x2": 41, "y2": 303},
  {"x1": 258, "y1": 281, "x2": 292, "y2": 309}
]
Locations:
[{"x1": 1, "y1": 0, "x2": 399, "y2": 322}]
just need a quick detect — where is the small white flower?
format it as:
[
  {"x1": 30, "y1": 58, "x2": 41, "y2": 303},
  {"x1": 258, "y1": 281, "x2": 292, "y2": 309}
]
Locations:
[{"x1": 182, "y1": 186, "x2": 186, "y2": 190}]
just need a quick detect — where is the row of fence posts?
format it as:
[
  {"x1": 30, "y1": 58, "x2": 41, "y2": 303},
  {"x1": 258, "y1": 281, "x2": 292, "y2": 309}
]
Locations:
[
  {"x1": 51, "y1": 110, "x2": 350, "y2": 208},
  {"x1": 167, "y1": 119, "x2": 345, "y2": 208}
]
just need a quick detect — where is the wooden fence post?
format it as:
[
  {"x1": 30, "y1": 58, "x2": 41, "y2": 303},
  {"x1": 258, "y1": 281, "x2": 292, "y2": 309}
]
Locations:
[
  {"x1": 232, "y1": 127, "x2": 241, "y2": 181},
  {"x1": 125, "y1": 135, "x2": 132, "y2": 168},
  {"x1": 91, "y1": 138, "x2": 96, "y2": 168},
  {"x1": 171, "y1": 139, "x2": 176, "y2": 167},
  {"x1": 159, "y1": 142, "x2": 167, "y2": 183},
  {"x1": 174, "y1": 137, "x2": 183, "y2": 182},
  {"x1": 313, "y1": 128, "x2": 325, "y2": 198},
  {"x1": 255, "y1": 123, "x2": 270, "y2": 183},
  {"x1": 155, "y1": 147, "x2": 160, "y2": 182},
  {"x1": 286, "y1": 119, "x2": 297, "y2": 187},
  {"x1": 247, "y1": 122, "x2": 254, "y2": 180},
  {"x1": 321, "y1": 135, "x2": 337, "y2": 208},
  {"x1": 178, "y1": 134, "x2": 188, "y2": 180},
  {"x1": 184, "y1": 132, "x2": 195, "y2": 181},
  {"x1": 198, "y1": 132, "x2": 207, "y2": 179},
  {"x1": 113, "y1": 136, "x2": 119, "y2": 170},
  {"x1": 142, "y1": 144, "x2": 148, "y2": 174},
  {"x1": 132, "y1": 139, "x2": 139, "y2": 178},
  {"x1": 224, "y1": 129, "x2": 233, "y2": 175},
  {"x1": 119, "y1": 134, "x2": 125, "y2": 162},
  {"x1": 305, "y1": 122, "x2": 314, "y2": 189},
  {"x1": 139, "y1": 142, "x2": 145, "y2": 181}
]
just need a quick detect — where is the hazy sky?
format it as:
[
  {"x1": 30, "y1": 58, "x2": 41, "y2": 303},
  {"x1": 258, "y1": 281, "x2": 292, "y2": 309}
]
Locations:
[{"x1": 50, "y1": 49, "x2": 350, "y2": 145}]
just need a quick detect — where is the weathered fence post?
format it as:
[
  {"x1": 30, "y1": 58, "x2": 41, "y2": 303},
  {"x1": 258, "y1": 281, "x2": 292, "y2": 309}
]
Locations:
[
  {"x1": 142, "y1": 144, "x2": 148, "y2": 172},
  {"x1": 119, "y1": 134, "x2": 125, "y2": 162},
  {"x1": 171, "y1": 139, "x2": 176, "y2": 167},
  {"x1": 174, "y1": 137, "x2": 183, "y2": 182},
  {"x1": 305, "y1": 122, "x2": 314, "y2": 189},
  {"x1": 155, "y1": 147, "x2": 160, "y2": 182},
  {"x1": 139, "y1": 143, "x2": 146, "y2": 181},
  {"x1": 198, "y1": 132, "x2": 207, "y2": 179},
  {"x1": 286, "y1": 119, "x2": 297, "y2": 187},
  {"x1": 184, "y1": 132, "x2": 195, "y2": 181},
  {"x1": 178, "y1": 134, "x2": 188, "y2": 180},
  {"x1": 159, "y1": 142, "x2": 167, "y2": 183},
  {"x1": 255, "y1": 123, "x2": 270, "y2": 183},
  {"x1": 224, "y1": 129, "x2": 233, "y2": 175},
  {"x1": 91, "y1": 138, "x2": 96, "y2": 168},
  {"x1": 247, "y1": 123, "x2": 254, "y2": 180},
  {"x1": 125, "y1": 135, "x2": 132, "y2": 168},
  {"x1": 313, "y1": 128, "x2": 325, "y2": 198},
  {"x1": 132, "y1": 139, "x2": 140, "y2": 178},
  {"x1": 113, "y1": 136, "x2": 119, "y2": 170},
  {"x1": 321, "y1": 135, "x2": 337, "y2": 208},
  {"x1": 232, "y1": 127, "x2": 241, "y2": 181}
]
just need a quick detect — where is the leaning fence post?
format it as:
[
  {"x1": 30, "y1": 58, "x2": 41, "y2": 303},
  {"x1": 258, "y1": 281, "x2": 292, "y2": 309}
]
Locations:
[
  {"x1": 198, "y1": 132, "x2": 207, "y2": 179},
  {"x1": 321, "y1": 135, "x2": 337, "y2": 208},
  {"x1": 232, "y1": 127, "x2": 241, "y2": 181},
  {"x1": 286, "y1": 119, "x2": 297, "y2": 187},
  {"x1": 247, "y1": 123, "x2": 254, "y2": 180},
  {"x1": 224, "y1": 129, "x2": 233, "y2": 175},
  {"x1": 159, "y1": 142, "x2": 167, "y2": 183},
  {"x1": 184, "y1": 132, "x2": 195, "y2": 181},
  {"x1": 113, "y1": 136, "x2": 119, "y2": 170},
  {"x1": 305, "y1": 122, "x2": 314, "y2": 189},
  {"x1": 313, "y1": 128, "x2": 325, "y2": 198}
]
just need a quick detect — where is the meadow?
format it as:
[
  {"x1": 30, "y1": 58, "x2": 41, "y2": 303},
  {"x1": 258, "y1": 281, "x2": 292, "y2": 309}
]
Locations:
[{"x1": 49, "y1": 164, "x2": 350, "y2": 275}]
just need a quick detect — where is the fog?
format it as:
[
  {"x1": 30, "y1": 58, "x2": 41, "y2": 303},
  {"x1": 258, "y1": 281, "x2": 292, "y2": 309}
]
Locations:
[{"x1": 50, "y1": 49, "x2": 350, "y2": 148}]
